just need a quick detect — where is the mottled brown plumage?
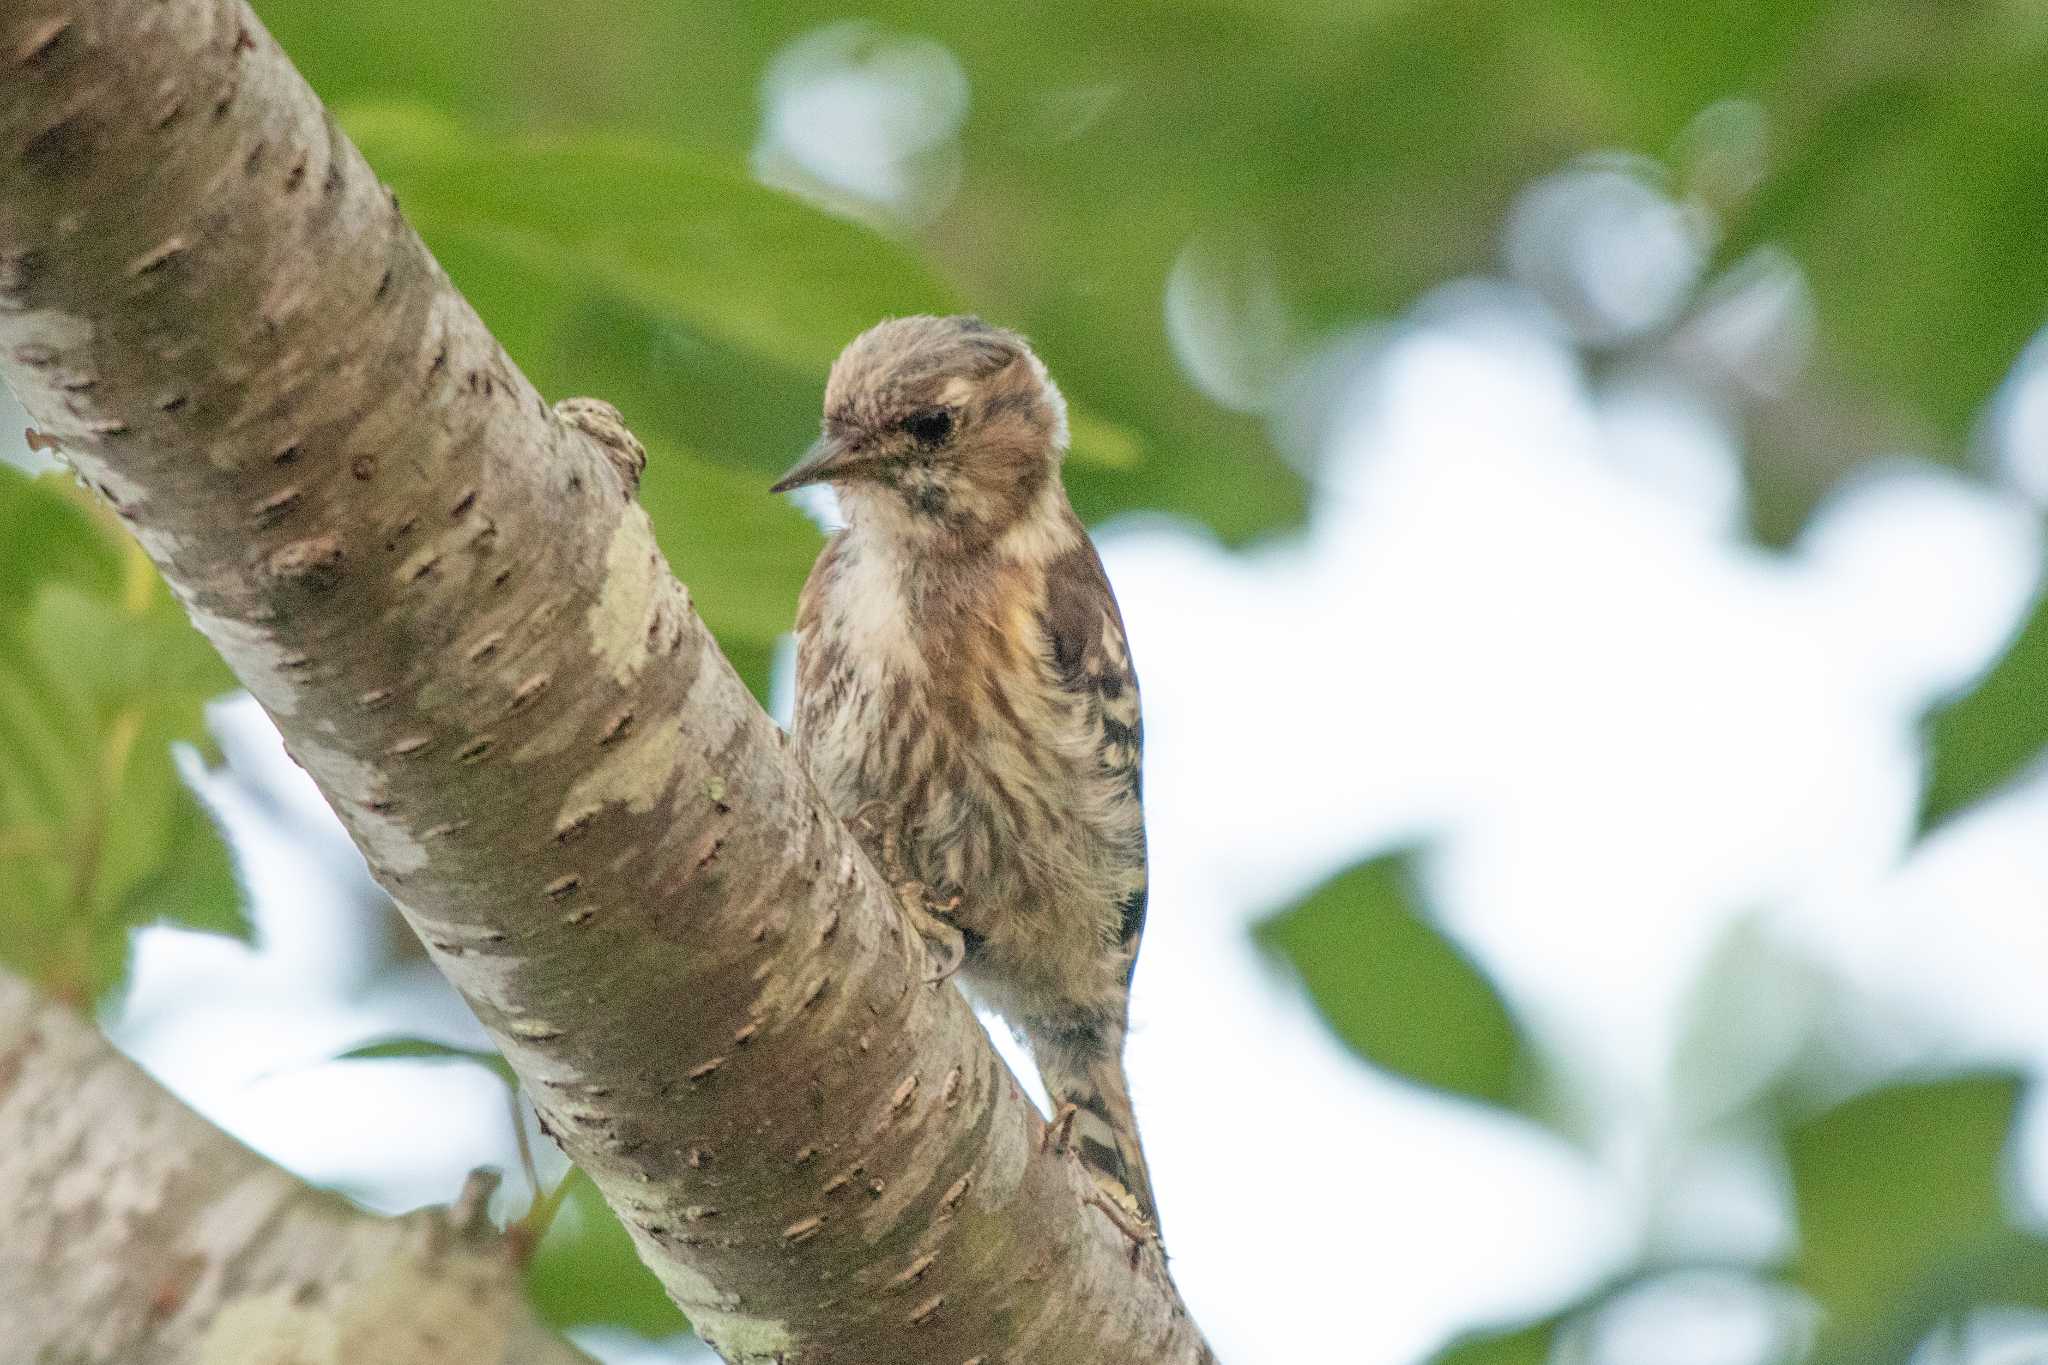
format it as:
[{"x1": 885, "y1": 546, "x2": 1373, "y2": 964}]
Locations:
[{"x1": 778, "y1": 315, "x2": 1159, "y2": 1229}]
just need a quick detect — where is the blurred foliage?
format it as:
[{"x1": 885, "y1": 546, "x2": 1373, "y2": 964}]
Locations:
[
  {"x1": 1255, "y1": 851, "x2": 1538, "y2": 1113},
  {"x1": 338, "y1": 1033, "x2": 520, "y2": 1090},
  {"x1": 1256, "y1": 867, "x2": 2045, "y2": 1365},
  {"x1": 0, "y1": 465, "x2": 249, "y2": 1004},
  {"x1": 526, "y1": 1167, "x2": 689, "y2": 1339},
  {"x1": 1669, "y1": 914, "x2": 1851, "y2": 1132},
  {"x1": 1723, "y1": 6, "x2": 2048, "y2": 439},
  {"x1": 1430, "y1": 1316, "x2": 1560, "y2": 1365},
  {"x1": 1803, "y1": 1234, "x2": 2048, "y2": 1365},
  {"x1": 1918, "y1": 578, "x2": 2048, "y2": 832},
  {"x1": 1788, "y1": 1073, "x2": 2028, "y2": 1335},
  {"x1": 1418, "y1": 1073, "x2": 2038, "y2": 1364}
]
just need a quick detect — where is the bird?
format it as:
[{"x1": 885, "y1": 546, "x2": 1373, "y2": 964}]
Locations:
[{"x1": 775, "y1": 314, "x2": 1161, "y2": 1234}]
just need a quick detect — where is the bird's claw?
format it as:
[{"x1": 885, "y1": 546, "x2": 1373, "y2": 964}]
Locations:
[
  {"x1": 1085, "y1": 1184, "x2": 1158, "y2": 1266},
  {"x1": 1042, "y1": 1106, "x2": 1155, "y2": 1263},
  {"x1": 921, "y1": 930, "x2": 967, "y2": 985},
  {"x1": 850, "y1": 802, "x2": 968, "y2": 985},
  {"x1": 1041, "y1": 1101, "x2": 1078, "y2": 1154},
  {"x1": 893, "y1": 879, "x2": 967, "y2": 985}
]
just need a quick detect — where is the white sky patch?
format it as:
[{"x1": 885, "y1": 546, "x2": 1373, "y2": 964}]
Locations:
[
  {"x1": 750, "y1": 22, "x2": 968, "y2": 231},
  {"x1": 1570, "y1": 1270, "x2": 1806, "y2": 1365},
  {"x1": 1594, "y1": 374, "x2": 1746, "y2": 538},
  {"x1": 568, "y1": 1328, "x2": 717, "y2": 1365},
  {"x1": 1165, "y1": 230, "x2": 1298, "y2": 414},
  {"x1": 1994, "y1": 329, "x2": 2048, "y2": 512},
  {"x1": 1504, "y1": 161, "x2": 1709, "y2": 346}
]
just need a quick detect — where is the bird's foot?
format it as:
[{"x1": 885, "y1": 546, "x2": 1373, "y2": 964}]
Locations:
[
  {"x1": 1041, "y1": 1101, "x2": 1079, "y2": 1154},
  {"x1": 1041, "y1": 1107, "x2": 1156, "y2": 1262},
  {"x1": 1084, "y1": 1180, "x2": 1158, "y2": 1266},
  {"x1": 848, "y1": 802, "x2": 966, "y2": 984},
  {"x1": 893, "y1": 880, "x2": 966, "y2": 985}
]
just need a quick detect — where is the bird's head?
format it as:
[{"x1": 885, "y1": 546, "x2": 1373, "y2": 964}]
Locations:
[{"x1": 772, "y1": 315, "x2": 1070, "y2": 552}]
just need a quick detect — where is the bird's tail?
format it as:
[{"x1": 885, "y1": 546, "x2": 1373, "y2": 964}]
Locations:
[{"x1": 1035, "y1": 1039, "x2": 1161, "y2": 1231}]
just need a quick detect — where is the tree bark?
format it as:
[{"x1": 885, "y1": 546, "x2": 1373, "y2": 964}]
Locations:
[
  {"x1": 0, "y1": 2, "x2": 1214, "y2": 1361},
  {"x1": 0, "y1": 970, "x2": 594, "y2": 1365}
]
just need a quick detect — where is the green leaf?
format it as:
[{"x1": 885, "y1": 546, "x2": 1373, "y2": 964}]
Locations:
[
  {"x1": 25, "y1": 583, "x2": 235, "y2": 755},
  {"x1": 0, "y1": 469, "x2": 120, "y2": 613},
  {"x1": 82, "y1": 723, "x2": 254, "y2": 1003},
  {"x1": 1918, "y1": 575, "x2": 2048, "y2": 833},
  {"x1": 1787, "y1": 1072, "x2": 2024, "y2": 1330},
  {"x1": 525, "y1": 1162, "x2": 688, "y2": 1337},
  {"x1": 338, "y1": 1037, "x2": 519, "y2": 1092},
  {"x1": 1805, "y1": 1230, "x2": 2048, "y2": 1365},
  {"x1": 0, "y1": 464, "x2": 244, "y2": 1001},
  {"x1": 1426, "y1": 1315, "x2": 1561, "y2": 1365},
  {"x1": 0, "y1": 648, "x2": 89, "y2": 831},
  {"x1": 1737, "y1": 35, "x2": 2048, "y2": 442},
  {"x1": 339, "y1": 106, "x2": 956, "y2": 404},
  {"x1": 1253, "y1": 850, "x2": 1535, "y2": 1111},
  {"x1": 120, "y1": 779, "x2": 252, "y2": 945},
  {"x1": 18, "y1": 593, "x2": 242, "y2": 1000}
]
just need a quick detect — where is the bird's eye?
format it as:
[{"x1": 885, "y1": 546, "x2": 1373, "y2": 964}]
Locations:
[{"x1": 904, "y1": 408, "x2": 954, "y2": 446}]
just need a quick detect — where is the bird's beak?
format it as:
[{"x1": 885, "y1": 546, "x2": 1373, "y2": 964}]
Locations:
[{"x1": 770, "y1": 436, "x2": 857, "y2": 494}]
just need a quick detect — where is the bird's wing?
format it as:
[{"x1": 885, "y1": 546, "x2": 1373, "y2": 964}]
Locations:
[
  {"x1": 1040, "y1": 540, "x2": 1149, "y2": 958},
  {"x1": 789, "y1": 533, "x2": 848, "y2": 747}
]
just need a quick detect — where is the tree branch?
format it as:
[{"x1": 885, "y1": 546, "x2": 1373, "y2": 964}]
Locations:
[
  {"x1": 0, "y1": 970, "x2": 594, "y2": 1365},
  {"x1": 0, "y1": 2, "x2": 1213, "y2": 1360}
]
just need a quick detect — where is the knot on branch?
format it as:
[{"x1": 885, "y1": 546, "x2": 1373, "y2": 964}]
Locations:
[{"x1": 554, "y1": 397, "x2": 646, "y2": 493}]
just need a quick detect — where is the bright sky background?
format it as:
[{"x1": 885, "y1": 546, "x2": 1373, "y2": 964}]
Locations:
[{"x1": 14, "y1": 24, "x2": 2048, "y2": 1365}]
